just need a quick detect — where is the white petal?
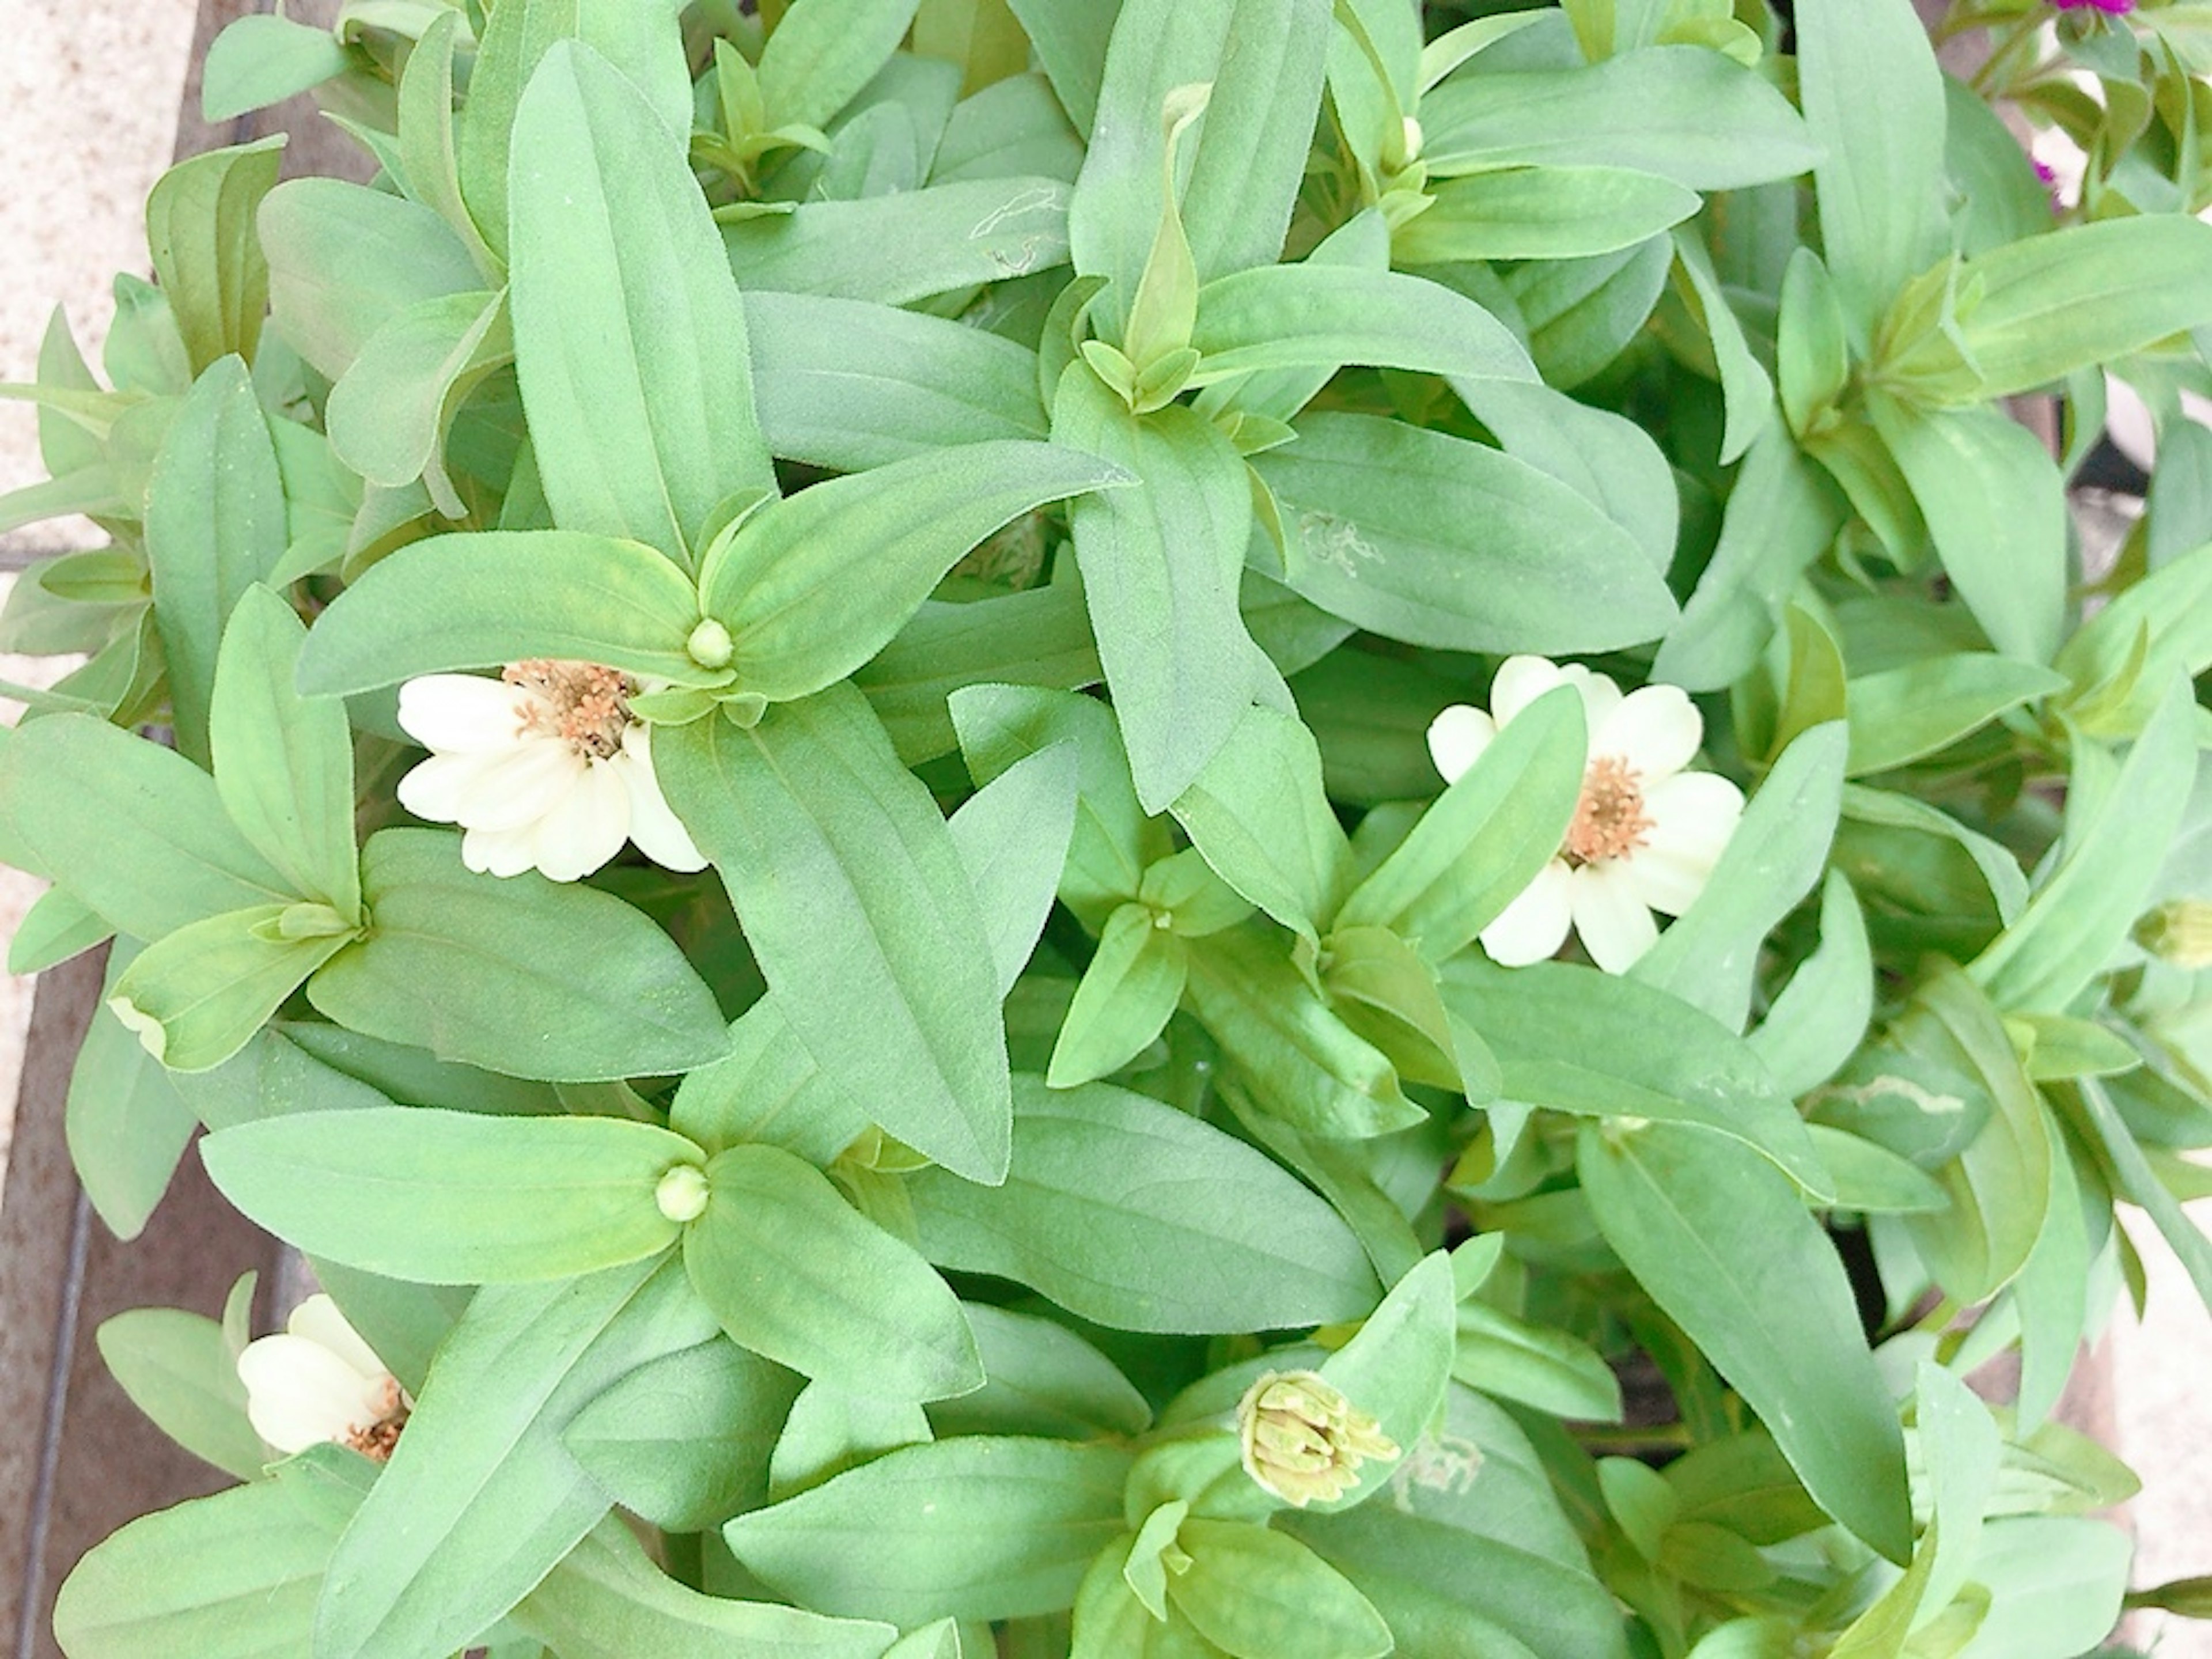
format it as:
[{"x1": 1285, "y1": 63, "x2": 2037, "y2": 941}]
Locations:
[
  {"x1": 1479, "y1": 859, "x2": 1575, "y2": 967},
  {"x1": 236, "y1": 1334, "x2": 387, "y2": 1454},
  {"x1": 445, "y1": 738, "x2": 589, "y2": 834},
  {"x1": 1426, "y1": 705, "x2": 1497, "y2": 785},
  {"x1": 1571, "y1": 665, "x2": 1623, "y2": 734},
  {"x1": 396, "y1": 675, "x2": 537, "y2": 755},
  {"x1": 618, "y1": 730, "x2": 707, "y2": 872},
  {"x1": 530, "y1": 759, "x2": 632, "y2": 882},
  {"x1": 285, "y1": 1294, "x2": 385, "y2": 1380},
  {"x1": 1489, "y1": 656, "x2": 1569, "y2": 726},
  {"x1": 1594, "y1": 683, "x2": 1703, "y2": 781},
  {"x1": 1570, "y1": 861, "x2": 1661, "y2": 974},
  {"x1": 1643, "y1": 771, "x2": 1747, "y2": 865},
  {"x1": 396, "y1": 752, "x2": 497, "y2": 825},
  {"x1": 461, "y1": 824, "x2": 543, "y2": 878}
]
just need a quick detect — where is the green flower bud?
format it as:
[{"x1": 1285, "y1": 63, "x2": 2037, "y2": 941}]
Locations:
[
  {"x1": 687, "y1": 618, "x2": 735, "y2": 670},
  {"x1": 655, "y1": 1163, "x2": 711, "y2": 1223},
  {"x1": 1235, "y1": 1369, "x2": 1398, "y2": 1508},
  {"x1": 2135, "y1": 899, "x2": 2212, "y2": 971}
]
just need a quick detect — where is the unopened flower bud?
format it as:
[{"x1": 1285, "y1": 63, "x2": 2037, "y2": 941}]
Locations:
[
  {"x1": 2135, "y1": 900, "x2": 2212, "y2": 971},
  {"x1": 1235, "y1": 1369, "x2": 1398, "y2": 1507},
  {"x1": 656, "y1": 1163, "x2": 711, "y2": 1223},
  {"x1": 687, "y1": 618, "x2": 735, "y2": 670},
  {"x1": 1399, "y1": 116, "x2": 1424, "y2": 164}
]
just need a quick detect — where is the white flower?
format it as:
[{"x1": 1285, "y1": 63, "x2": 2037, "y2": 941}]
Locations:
[
  {"x1": 1427, "y1": 655, "x2": 1744, "y2": 975},
  {"x1": 236, "y1": 1294, "x2": 410, "y2": 1461},
  {"x1": 395, "y1": 660, "x2": 707, "y2": 882}
]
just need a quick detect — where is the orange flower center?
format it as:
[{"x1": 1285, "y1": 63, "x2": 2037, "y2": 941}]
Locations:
[
  {"x1": 343, "y1": 1376, "x2": 408, "y2": 1463},
  {"x1": 506, "y1": 660, "x2": 635, "y2": 760},
  {"x1": 1564, "y1": 754, "x2": 1653, "y2": 865}
]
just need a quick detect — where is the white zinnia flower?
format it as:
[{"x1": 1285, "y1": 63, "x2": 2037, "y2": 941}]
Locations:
[
  {"x1": 236, "y1": 1294, "x2": 410, "y2": 1461},
  {"x1": 1427, "y1": 655, "x2": 1744, "y2": 975},
  {"x1": 395, "y1": 660, "x2": 707, "y2": 882}
]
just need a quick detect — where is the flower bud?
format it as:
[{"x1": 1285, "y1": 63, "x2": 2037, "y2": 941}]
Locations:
[
  {"x1": 1399, "y1": 116, "x2": 1424, "y2": 164},
  {"x1": 656, "y1": 1163, "x2": 711, "y2": 1223},
  {"x1": 1235, "y1": 1369, "x2": 1398, "y2": 1507},
  {"x1": 2135, "y1": 900, "x2": 2212, "y2": 971},
  {"x1": 687, "y1": 618, "x2": 735, "y2": 670}
]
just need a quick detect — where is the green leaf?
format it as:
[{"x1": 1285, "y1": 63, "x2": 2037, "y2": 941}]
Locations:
[
  {"x1": 8, "y1": 883, "x2": 112, "y2": 975},
  {"x1": 1189, "y1": 265, "x2": 1534, "y2": 387},
  {"x1": 211, "y1": 587, "x2": 360, "y2": 917},
  {"x1": 658, "y1": 689, "x2": 1010, "y2": 1181},
  {"x1": 669, "y1": 998, "x2": 869, "y2": 1166},
  {"x1": 1671, "y1": 225, "x2": 1774, "y2": 465},
  {"x1": 1253, "y1": 414, "x2": 1676, "y2": 656},
  {"x1": 1847, "y1": 654, "x2": 2067, "y2": 775},
  {"x1": 1421, "y1": 47, "x2": 1819, "y2": 189},
  {"x1": 950, "y1": 683, "x2": 1154, "y2": 926},
  {"x1": 1969, "y1": 679, "x2": 2196, "y2": 1013},
  {"x1": 863, "y1": 585, "x2": 1104, "y2": 767},
  {"x1": 144, "y1": 138, "x2": 285, "y2": 374},
  {"x1": 1866, "y1": 396, "x2": 2066, "y2": 665},
  {"x1": 1453, "y1": 1298, "x2": 1626, "y2": 1422},
  {"x1": 1793, "y1": 0, "x2": 1948, "y2": 340},
  {"x1": 260, "y1": 179, "x2": 483, "y2": 382},
  {"x1": 510, "y1": 40, "x2": 775, "y2": 569},
  {"x1": 1575, "y1": 1120, "x2": 1912, "y2": 1563},
  {"x1": 1003, "y1": 0, "x2": 1116, "y2": 133},
  {"x1": 699, "y1": 441, "x2": 1126, "y2": 706},
  {"x1": 1445, "y1": 956, "x2": 1833, "y2": 1196},
  {"x1": 721, "y1": 177, "x2": 1073, "y2": 305},
  {"x1": 325, "y1": 288, "x2": 511, "y2": 509},
  {"x1": 107, "y1": 904, "x2": 353, "y2": 1073},
  {"x1": 65, "y1": 985, "x2": 198, "y2": 1240},
  {"x1": 95, "y1": 1306, "x2": 266, "y2": 1482},
  {"x1": 1171, "y1": 1520, "x2": 1392, "y2": 1659},
  {"x1": 748, "y1": 291, "x2": 1048, "y2": 472},
  {"x1": 1052, "y1": 362, "x2": 1258, "y2": 811},
  {"x1": 1046, "y1": 902, "x2": 1188, "y2": 1085},
  {"x1": 948, "y1": 743, "x2": 1080, "y2": 998},
  {"x1": 1171, "y1": 702, "x2": 1353, "y2": 941},
  {"x1": 1396, "y1": 165, "x2": 1699, "y2": 264},
  {"x1": 0, "y1": 714, "x2": 293, "y2": 942},
  {"x1": 1748, "y1": 869, "x2": 1873, "y2": 1097},
  {"x1": 684, "y1": 1142, "x2": 982, "y2": 1402},
  {"x1": 52, "y1": 1450, "x2": 363, "y2": 1659},
  {"x1": 759, "y1": 0, "x2": 926, "y2": 131},
  {"x1": 725, "y1": 1437, "x2": 1135, "y2": 1623},
  {"x1": 315, "y1": 1256, "x2": 706, "y2": 1659},
  {"x1": 1336, "y1": 684, "x2": 1585, "y2": 963},
  {"x1": 305, "y1": 828, "x2": 732, "y2": 1082},
  {"x1": 145, "y1": 355, "x2": 289, "y2": 763},
  {"x1": 394, "y1": 9, "x2": 498, "y2": 278},
  {"x1": 510, "y1": 1518, "x2": 897, "y2": 1659},
  {"x1": 927, "y1": 1305, "x2": 1154, "y2": 1440},
  {"x1": 200, "y1": 14, "x2": 352, "y2": 122},
  {"x1": 2071, "y1": 1074, "x2": 2212, "y2": 1315},
  {"x1": 297, "y1": 528, "x2": 718, "y2": 694},
  {"x1": 1631, "y1": 722, "x2": 1847, "y2": 1031},
  {"x1": 2055, "y1": 540, "x2": 2212, "y2": 738},
  {"x1": 907, "y1": 1076, "x2": 1382, "y2": 1331},
  {"x1": 915, "y1": 0, "x2": 1031, "y2": 94},
  {"x1": 203, "y1": 1106, "x2": 696, "y2": 1282}
]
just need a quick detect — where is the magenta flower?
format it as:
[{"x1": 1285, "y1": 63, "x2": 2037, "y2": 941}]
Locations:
[{"x1": 2048, "y1": 0, "x2": 2135, "y2": 13}]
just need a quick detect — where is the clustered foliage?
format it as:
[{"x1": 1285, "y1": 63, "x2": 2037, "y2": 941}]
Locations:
[{"x1": 6, "y1": 0, "x2": 2212, "y2": 1654}]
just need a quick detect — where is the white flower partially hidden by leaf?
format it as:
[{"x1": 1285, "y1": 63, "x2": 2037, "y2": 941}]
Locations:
[
  {"x1": 395, "y1": 660, "x2": 707, "y2": 882},
  {"x1": 1236, "y1": 1369, "x2": 1399, "y2": 1508},
  {"x1": 236, "y1": 1294, "x2": 410, "y2": 1461},
  {"x1": 1427, "y1": 655, "x2": 1744, "y2": 974}
]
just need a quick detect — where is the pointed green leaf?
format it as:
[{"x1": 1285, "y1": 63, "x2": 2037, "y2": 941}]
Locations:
[
  {"x1": 1189, "y1": 264, "x2": 1534, "y2": 387},
  {"x1": 1171, "y1": 702, "x2": 1352, "y2": 941},
  {"x1": 947, "y1": 744, "x2": 1081, "y2": 998},
  {"x1": 95, "y1": 1306, "x2": 267, "y2": 1483},
  {"x1": 145, "y1": 137, "x2": 285, "y2": 374},
  {"x1": 108, "y1": 904, "x2": 352, "y2": 1074},
  {"x1": 1046, "y1": 902, "x2": 1188, "y2": 1086}
]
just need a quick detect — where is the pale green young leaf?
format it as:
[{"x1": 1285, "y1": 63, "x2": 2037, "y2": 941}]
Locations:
[
  {"x1": 6, "y1": 884, "x2": 111, "y2": 975},
  {"x1": 1671, "y1": 226, "x2": 1774, "y2": 464},
  {"x1": 1255, "y1": 415, "x2": 1677, "y2": 657},
  {"x1": 95, "y1": 1307, "x2": 266, "y2": 1482},
  {"x1": 907, "y1": 1077, "x2": 1382, "y2": 1332},
  {"x1": 1171, "y1": 702, "x2": 1353, "y2": 941},
  {"x1": 950, "y1": 683, "x2": 1153, "y2": 927},
  {"x1": 698, "y1": 440, "x2": 1126, "y2": 707},
  {"x1": 1189, "y1": 264, "x2": 1534, "y2": 387},
  {"x1": 510, "y1": 1518, "x2": 896, "y2": 1659},
  {"x1": 948, "y1": 743, "x2": 1080, "y2": 998},
  {"x1": 721, "y1": 178, "x2": 1073, "y2": 305},
  {"x1": 1336, "y1": 684, "x2": 1584, "y2": 962},
  {"x1": 1169, "y1": 1521, "x2": 1392, "y2": 1659},
  {"x1": 927, "y1": 1305, "x2": 1154, "y2": 1441},
  {"x1": 759, "y1": 0, "x2": 926, "y2": 131},
  {"x1": 1793, "y1": 0, "x2": 1948, "y2": 340},
  {"x1": 1453, "y1": 1298, "x2": 1627, "y2": 1423},
  {"x1": 683, "y1": 1143, "x2": 982, "y2": 1402},
  {"x1": 747, "y1": 291, "x2": 1048, "y2": 473},
  {"x1": 656, "y1": 687, "x2": 1012, "y2": 1183},
  {"x1": 1970, "y1": 679, "x2": 2196, "y2": 1013},
  {"x1": 1577, "y1": 1121, "x2": 1912, "y2": 1563},
  {"x1": 1748, "y1": 870, "x2": 1873, "y2": 1097},
  {"x1": 2055, "y1": 540, "x2": 2212, "y2": 738},
  {"x1": 65, "y1": 975, "x2": 198, "y2": 1241},
  {"x1": 202, "y1": 1106, "x2": 696, "y2": 1283},
  {"x1": 1847, "y1": 654, "x2": 2067, "y2": 775},
  {"x1": 315, "y1": 1257, "x2": 704, "y2": 1659},
  {"x1": 325, "y1": 288, "x2": 510, "y2": 509},
  {"x1": 1420, "y1": 47, "x2": 1819, "y2": 188},
  {"x1": 1396, "y1": 166, "x2": 1699, "y2": 266},
  {"x1": 1632, "y1": 723, "x2": 1847, "y2": 1032},
  {"x1": 726, "y1": 1437, "x2": 1135, "y2": 1623},
  {"x1": 296, "y1": 528, "x2": 715, "y2": 694},
  {"x1": 145, "y1": 137, "x2": 285, "y2": 375},
  {"x1": 510, "y1": 40, "x2": 776, "y2": 569},
  {"x1": 107, "y1": 904, "x2": 353, "y2": 1074},
  {"x1": 200, "y1": 14, "x2": 352, "y2": 123},
  {"x1": 211, "y1": 586, "x2": 359, "y2": 918},
  {"x1": 915, "y1": 0, "x2": 1031, "y2": 94},
  {"x1": 1046, "y1": 902, "x2": 1187, "y2": 1086},
  {"x1": 304, "y1": 829, "x2": 732, "y2": 1082},
  {"x1": 0, "y1": 714, "x2": 293, "y2": 942},
  {"x1": 145, "y1": 355, "x2": 288, "y2": 764},
  {"x1": 1052, "y1": 362, "x2": 1259, "y2": 812},
  {"x1": 1777, "y1": 248, "x2": 1851, "y2": 440},
  {"x1": 392, "y1": 10, "x2": 498, "y2": 277},
  {"x1": 1444, "y1": 956, "x2": 1834, "y2": 1197}
]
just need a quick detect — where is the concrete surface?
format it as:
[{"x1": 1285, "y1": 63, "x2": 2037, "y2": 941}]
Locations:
[{"x1": 0, "y1": 5, "x2": 2209, "y2": 1656}]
